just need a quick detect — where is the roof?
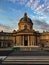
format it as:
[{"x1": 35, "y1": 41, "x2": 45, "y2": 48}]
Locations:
[{"x1": 18, "y1": 13, "x2": 33, "y2": 25}]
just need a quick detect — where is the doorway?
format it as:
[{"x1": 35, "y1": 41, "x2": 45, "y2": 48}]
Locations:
[
  {"x1": 24, "y1": 40, "x2": 28, "y2": 46},
  {"x1": 24, "y1": 35, "x2": 28, "y2": 46}
]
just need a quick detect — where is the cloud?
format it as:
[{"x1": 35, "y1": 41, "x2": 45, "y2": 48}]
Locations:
[
  {"x1": 0, "y1": 8, "x2": 20, "y2": 32},
  {"x1": 47, "y1": 6, "x2": 49, "y2": 9},
  {"x1": 25, "y1": 0, "x2": 49, "y2": 16},
  {"x1": 7, "y1": 0, "x2": 27, "y2": 4},
  {"x1": 35, "y1": 4, "x2": 44, "y2": 11},
  {"x1": 33, "y1": 19, "x2": 49, "y2": 32},
  {"x1": 8, "y1": 0, "x2": 16, "y2": 3},
  {"x1": 33, "y1": 0, "x2": 40, "y2": 9},
  {"x1": 44, "y1": 0, "x2": 49, "y2": 5},
  {"x1": 8, "y1": 0, "x2": 49, "y2": 15},
  {"x1": 0, "y1": 24, "x2": 12, "y2": 32},
  {"x1": 30, "y1": 0, "x2": 33, "y2": 3},
  {"x1": 17, "y1": 0, "x2": 27, "y2": 5},
  {"x1": 0, "y1": 0, "x2": 49, "y2": 33},
  {"x1": 26, "y1": 1, "x2": 31, "y2": 8},
  {"x1": 10, "y1": 8, "x2": 21, "y2": 14}
]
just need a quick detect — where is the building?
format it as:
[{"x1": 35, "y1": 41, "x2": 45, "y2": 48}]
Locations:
[{"x1": 0, "y1": 13, "x2": 49, "y2": 48}]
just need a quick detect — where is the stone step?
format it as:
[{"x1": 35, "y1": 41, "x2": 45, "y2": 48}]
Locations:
[
  {"x1": 2, "y1": 56, "x2": 49, "y2": 64},
  {"x1": 9, "y1": 50, "x2": 49, "y2": 56}
]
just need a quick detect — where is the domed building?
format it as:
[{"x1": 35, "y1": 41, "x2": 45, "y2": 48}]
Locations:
[
  {"x1": 15, "y1": 13, "x2": 40, "y2": 47},
  {"x1": 0, "y1": 13, "x2": 42, "y2": 49},
  {"x1": 0, "y1": 13, "x2": 49, "y2": 49}
]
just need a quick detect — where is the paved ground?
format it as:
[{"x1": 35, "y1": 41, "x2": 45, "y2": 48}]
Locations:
[
  {"x1": 2, "y1": 56, "x2": 49, "y2": 64},
  {"x1": 3, "y1": 56, "x2": 49, "y2": 60},
  {"x1": 0, "y1": 49, "x2": 49, "y2": 64}
]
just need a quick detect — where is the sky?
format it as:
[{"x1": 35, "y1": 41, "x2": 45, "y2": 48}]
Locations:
[{"x1": 0, "y1": 0, "x2": 49, "y2": 32}]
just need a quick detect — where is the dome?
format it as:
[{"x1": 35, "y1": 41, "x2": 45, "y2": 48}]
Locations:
[
  {"x1": 18, "y1": 13, "x2": 33, "y2": 30},
  {"x1": 18, "y1": 13, "x2": 33, "y2": 25}
]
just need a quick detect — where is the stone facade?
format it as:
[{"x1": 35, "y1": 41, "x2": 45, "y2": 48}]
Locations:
[
  {"x1": 0, "y1": 13, "x2": 49, "y2": 48},
  {"x1": 40, "y1": 32, "x2": 49, "y2": 47}
]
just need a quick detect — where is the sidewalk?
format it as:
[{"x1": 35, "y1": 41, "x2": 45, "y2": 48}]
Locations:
[{"x1": 2, "y1": 56, "x2": 49, "y2": 64}]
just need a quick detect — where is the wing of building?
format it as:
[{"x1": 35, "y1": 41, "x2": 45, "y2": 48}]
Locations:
[{"x1": 0, "y1": 13, "x2": 49, "y2": 48}]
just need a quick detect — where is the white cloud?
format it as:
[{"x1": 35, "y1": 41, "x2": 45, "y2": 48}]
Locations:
[
  {"x1": 9, "y1": 0, "x2": 16, "y2": 3},
  {"x1": 0, "y1": 0, "x2": 49, "y2": 32},
  {"x1": 18, "y1": 0, "x2": 27, "y2": 5},
  {"x1": 47, "y1": 6, "x2": 49, "y2": 9},
  {"x1": 26, "y1": 0, "x2": 40, "y2": 10},
  {"x1": 26, "y1": 1, "x2": 31, "y2": 7},
  {"x1": 25, "y1": 0, "x2": 49, "y2": 16},
  {"x1": 0, "y1": 24, "x2": 12, "y2": 32},
  {"x1": 35, "y1": 4, "x2": 45, "y2": 13},
  {"x1": 33, "y1": 19, "x2": 49, "y2": 32},
  {"x1": 30, "y1": 0, "x2": 33, "y2": 3},
  {"x1": 10, "y1": 8, "x2": 22, "y2": 17},
  {"x1": 33, "y1": 0, "x2": 40, "y2": 9},
  {"x1": 8, "y1": 0, "x2": 16, "y2": 3},
  {"x1": 46, "y1": 6, "x2": 49, "y2": 12},
  {"x1": 44, "y1": 0, "x2": 49, "y2": 4},
  {"x1": 8, "y1": 0, "x2": 27, "y2": 4}
]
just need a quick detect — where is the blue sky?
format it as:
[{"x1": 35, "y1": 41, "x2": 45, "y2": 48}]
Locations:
[{"x1": 0, "y1": 0, "x2": 49, "y2": 32}]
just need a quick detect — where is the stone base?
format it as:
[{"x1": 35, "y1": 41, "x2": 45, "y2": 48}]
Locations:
[{"x1": 13, "y1": 46, "x2": 40, "y2": 51}]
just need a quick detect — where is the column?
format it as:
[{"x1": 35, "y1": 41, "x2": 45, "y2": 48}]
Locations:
[
  {"x1": 1, "y1": 42, "x2": 3, "y2": 47},
  {"x1": 31, "y1": 36, "x2": 32, "y2": 46},
  {"x1": 28, "y1": 35, "x2": 29, "y2": 46},
  {"x1": 6, "y1": 42, "x2": 8, "y2": 47},
  {"x1": 23, "y1": 36, "x2": 24, "y2": 46},
  {"x1": 33, "y1": 36, "x2": 34, "y2": 46},
  {"x1": 15, "y1": 36, "x2": 16, "y2": 46}
]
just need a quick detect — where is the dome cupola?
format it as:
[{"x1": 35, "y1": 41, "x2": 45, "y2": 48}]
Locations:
[{"x1": 18, "y1": 13, "x2": 33, "y2": 30}]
